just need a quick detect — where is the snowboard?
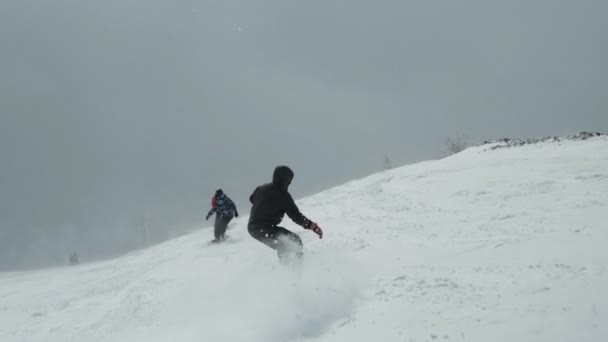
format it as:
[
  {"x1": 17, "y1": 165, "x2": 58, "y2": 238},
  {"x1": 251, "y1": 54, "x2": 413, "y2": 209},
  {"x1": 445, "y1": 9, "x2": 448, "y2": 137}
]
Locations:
[{"x1": 206, "y1": 235, "x2": 235, "y2": 245}]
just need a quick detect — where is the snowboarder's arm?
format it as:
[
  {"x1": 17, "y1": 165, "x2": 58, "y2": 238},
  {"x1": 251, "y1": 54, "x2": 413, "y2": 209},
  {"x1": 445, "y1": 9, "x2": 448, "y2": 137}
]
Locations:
[
  {"x1": 282, "y1": 192, "x2": 312, "y2": 229},
  {"x1": 206, "y1": 207, "x2": 216, "y2": 220},
  {"x1": 282, "y1": 191, "x2": 323, "y2": 238},
  {"x1": 231, "y1": 199, "x2": 239, "y2": 217}
]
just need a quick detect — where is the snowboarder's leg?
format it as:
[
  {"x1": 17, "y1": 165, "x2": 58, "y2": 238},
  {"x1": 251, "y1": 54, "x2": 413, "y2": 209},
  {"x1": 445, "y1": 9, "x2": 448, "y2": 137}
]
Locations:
[
  {"x1": 248, "y1": 225, "x2": 278, "y2": 248},
  {"x1": 217, "y1": 215, "x2": 232, "y2": 240},
  {"x1": 213, "y1": 214, "x2": 223, "y2": 240},
  {"x1": 248, "y1": 225, "x2": 303, "y2": 263},
  {"x1": 274, "y1": 227, "x2": 303, "y2": 263}
]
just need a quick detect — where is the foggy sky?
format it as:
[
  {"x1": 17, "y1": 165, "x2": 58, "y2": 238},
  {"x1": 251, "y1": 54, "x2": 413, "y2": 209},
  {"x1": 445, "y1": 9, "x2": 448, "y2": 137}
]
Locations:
[{"x1": 1, "y1": 0, "x2": 607, "y2": 270}]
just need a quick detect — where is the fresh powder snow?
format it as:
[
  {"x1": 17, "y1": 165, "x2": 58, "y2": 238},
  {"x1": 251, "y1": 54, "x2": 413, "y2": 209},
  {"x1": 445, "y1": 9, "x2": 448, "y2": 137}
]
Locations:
[{"x1": 1, "y1": 135, "x2": 607, "y2": 342}]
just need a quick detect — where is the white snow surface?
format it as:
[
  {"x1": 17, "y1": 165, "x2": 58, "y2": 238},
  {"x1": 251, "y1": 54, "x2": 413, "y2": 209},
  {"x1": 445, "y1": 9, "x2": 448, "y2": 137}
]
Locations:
[{"x1": 2, "y1": 137, "x2": 608, "y2": 342}]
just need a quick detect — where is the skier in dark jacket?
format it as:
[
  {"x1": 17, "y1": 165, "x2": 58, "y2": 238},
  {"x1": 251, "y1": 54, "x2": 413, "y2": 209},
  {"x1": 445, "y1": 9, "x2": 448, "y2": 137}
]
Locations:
[
  {"x1": 248, "y1": 165, "x2": 323, "y2": 263},
  {"x1": 206, "y1": 188, "x2": 238, "y2": 242}
]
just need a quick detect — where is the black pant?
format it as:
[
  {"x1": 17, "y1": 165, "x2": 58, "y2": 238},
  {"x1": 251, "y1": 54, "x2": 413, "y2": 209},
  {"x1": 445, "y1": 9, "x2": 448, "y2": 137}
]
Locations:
[
  {"x1": 214, "y1": 214, "x2": 233, "y2": 240},
  {"x1": 248, "y1": 225, "x2": 303, "y2": 262}
]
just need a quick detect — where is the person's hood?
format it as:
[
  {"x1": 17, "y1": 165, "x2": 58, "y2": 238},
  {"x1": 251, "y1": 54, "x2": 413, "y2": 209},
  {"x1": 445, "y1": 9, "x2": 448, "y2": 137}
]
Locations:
[{"x1": 272, "y1": 165, "x2": 294, "y2": 190}]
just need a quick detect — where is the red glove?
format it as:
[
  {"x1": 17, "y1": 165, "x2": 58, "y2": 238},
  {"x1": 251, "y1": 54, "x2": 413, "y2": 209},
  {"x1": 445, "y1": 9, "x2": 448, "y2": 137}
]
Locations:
[{"x1": 309, "y1": 222, "x2": 323, "y2": 239}]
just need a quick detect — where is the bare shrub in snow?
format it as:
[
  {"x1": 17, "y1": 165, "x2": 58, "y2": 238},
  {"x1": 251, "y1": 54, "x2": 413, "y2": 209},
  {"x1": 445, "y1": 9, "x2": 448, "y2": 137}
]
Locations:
[
  {"x1": 440, "y1": 134, "x2": 471, "y2": 158},
  {"x1": 382, "y1": 155, "x2": 393, "y2": 170}
]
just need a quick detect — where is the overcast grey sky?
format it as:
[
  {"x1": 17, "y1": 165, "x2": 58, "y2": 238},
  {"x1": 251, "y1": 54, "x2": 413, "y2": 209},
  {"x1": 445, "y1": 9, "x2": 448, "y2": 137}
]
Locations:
[{"x1": 1, "y1": 0, "x2": 606, "y2": 270}]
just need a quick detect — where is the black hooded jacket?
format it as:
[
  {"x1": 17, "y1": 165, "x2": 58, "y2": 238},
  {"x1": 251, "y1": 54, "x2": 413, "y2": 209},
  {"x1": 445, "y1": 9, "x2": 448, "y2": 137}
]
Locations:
[{"x1": 247, "y1": 166, "x2": 312, "y2": 229}]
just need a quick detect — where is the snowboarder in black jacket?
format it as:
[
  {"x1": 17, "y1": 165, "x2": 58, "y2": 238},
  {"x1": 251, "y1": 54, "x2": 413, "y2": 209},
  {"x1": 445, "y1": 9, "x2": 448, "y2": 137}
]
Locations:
[
  {"x1": 248, "y1": 165, "x2": 323, "y2": 263},
  {"x1": 206, "y1": 188, "x2": 238, "y2": 242}
]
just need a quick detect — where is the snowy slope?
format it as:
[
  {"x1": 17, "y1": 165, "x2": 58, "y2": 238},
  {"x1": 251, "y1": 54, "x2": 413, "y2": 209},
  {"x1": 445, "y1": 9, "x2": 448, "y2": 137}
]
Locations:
[{"x1": 1, "y1": 136, "x2": 607, "y2": 342}]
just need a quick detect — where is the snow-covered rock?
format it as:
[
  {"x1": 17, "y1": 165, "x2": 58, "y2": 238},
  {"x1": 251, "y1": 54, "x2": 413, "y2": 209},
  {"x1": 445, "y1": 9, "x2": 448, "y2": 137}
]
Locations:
[{"x1": 481, "y1": 131, "x2": 607, "y2": 150}]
